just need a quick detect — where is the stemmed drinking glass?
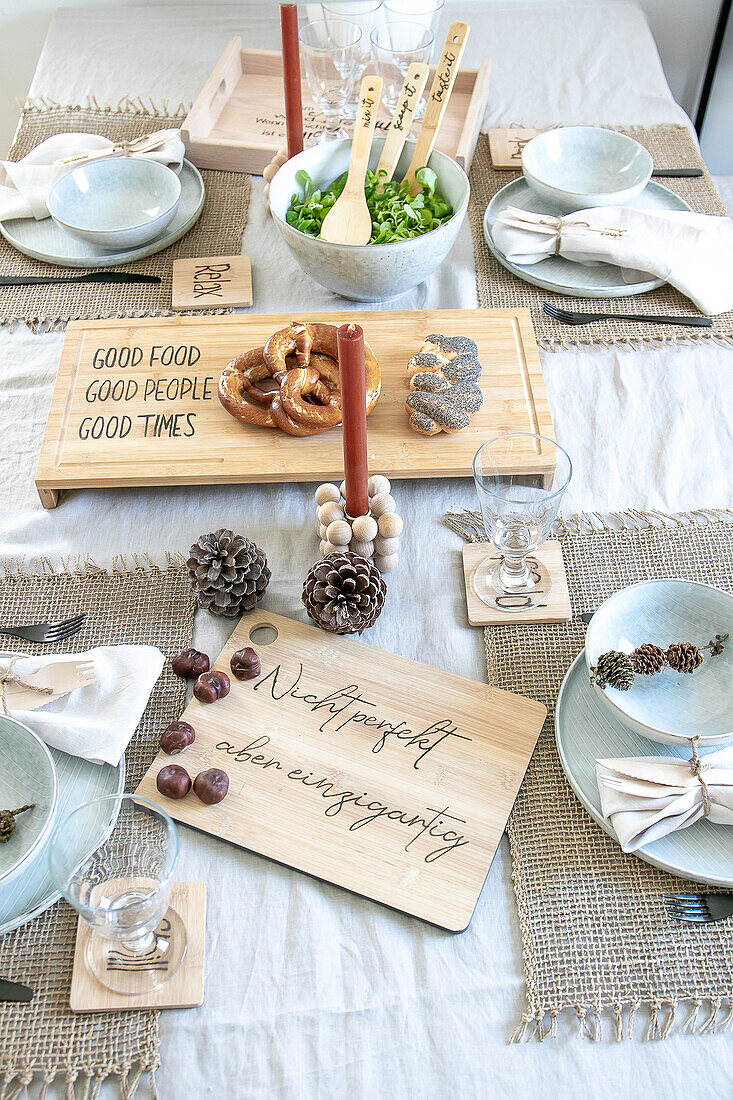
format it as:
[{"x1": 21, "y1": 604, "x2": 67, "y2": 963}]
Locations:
[
  {"x1": 299, "y1": 19, "x2": 363, "y2": 144},
  {"x1": 472, "y1": 433, "x2": 572, "y2": 611},
  {"x1": 49, "y1": 794, "x2": 186, "y2": 994},
  {"x1": 383, "y1": 0, "x2": 444, "y2": 36},
  {"x1": 371, "y1": 21, "x2": 434, "y2": 118},
  {"x1": 321, "y1": 2, "x2": 384, "y2": 119}
]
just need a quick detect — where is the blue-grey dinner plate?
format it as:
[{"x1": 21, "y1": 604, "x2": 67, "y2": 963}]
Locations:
[
  {"x1": 556, "y1": 651, "x2": 733, "y2": 887},
  {"x1": 483, "y1": 177, "x2": 691, "y2": 298},
  {"x1": 0, "y1": 715, "x2": 57, "y2": 886},
  {"x1": 0, "y1": 159, "x2": 204, "y2": 268},
  {"x1": 0, "y1": 744, "x2": 124, "y2": 936}
]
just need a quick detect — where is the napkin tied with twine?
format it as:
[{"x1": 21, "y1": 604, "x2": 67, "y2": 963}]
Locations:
[{"x1": 491, "y1": 203, "x2": 733, "y2": 315}]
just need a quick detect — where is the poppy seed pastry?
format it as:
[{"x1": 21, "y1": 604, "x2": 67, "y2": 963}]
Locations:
[{"x1": 405, "y1": 333, "x2": 484, "y2": 435}]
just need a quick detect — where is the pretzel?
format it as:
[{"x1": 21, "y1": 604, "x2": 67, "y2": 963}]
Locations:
[
  {"x1": 219, "y1": 321, "x2": 381, "y2": 437},
  {"x1": 264, "y1": 322, "x2": 381, "y2": 413}
]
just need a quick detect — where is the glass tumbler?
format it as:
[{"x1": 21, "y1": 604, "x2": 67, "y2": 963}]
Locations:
[
  {"x1": 49, "y1": 794, "x2": 186, "y2": 994},
  {"x1": 383, "y1": 0, "x2": 444, "y2": 36},
  {"x1": 321, "y1": 1, "x2": 384, "y2": 118},
  {"x1": 371, "y1": 21, "x2": 434, "y2": 118},
  {"x1": 472, "y1": 433, "x2": 572, "y2": 611},
  {"x1": 299, "y1": 19, "x2": 363, "y2": 144}
]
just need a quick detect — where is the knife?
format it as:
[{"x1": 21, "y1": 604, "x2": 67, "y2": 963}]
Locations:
[
  {"x1": 0, "y1": 272, "x2": 161, "y2": 287},
  {"x1": 651, "y1": 168, "x2": 704, "y2": 178},
  {"x1": 0, "y1": 978, "x2": 34, "y2": 1003}
]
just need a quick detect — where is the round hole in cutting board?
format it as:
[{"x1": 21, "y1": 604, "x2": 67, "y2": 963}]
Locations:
[{"x1": 249, "y1": 625, "x2": 278, "y2": 646}]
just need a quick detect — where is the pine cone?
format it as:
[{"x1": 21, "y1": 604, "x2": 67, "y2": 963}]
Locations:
[
  {"x1": 302, "y1": 551, "x2": 386, "y2": 635},
  {"x1": 0, "y1": 804, "x2": 34, "y2": 844},
  {"x1": 590, "y1": 650, "x2": 634, "y2": 691},
  {"x1": 188, "y1": 529, "x2": 271, "y2": 618},
  {"x1": 630, "y1": 642, "x2": 666, "y2": 676},
  {"x1": 666, "y1": 641, "x2": 703, "y2": 673}
]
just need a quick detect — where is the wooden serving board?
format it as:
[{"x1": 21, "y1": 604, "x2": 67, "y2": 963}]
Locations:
[
  {"x1": 35, "y1": 309, "x2": 554, "y2": 508},
  {"x1": 182, "y1": 40, "x2": 491, "y2": 175},
  {"x1": 135, "y1": 609, "x2": 546, "y2": 931}
]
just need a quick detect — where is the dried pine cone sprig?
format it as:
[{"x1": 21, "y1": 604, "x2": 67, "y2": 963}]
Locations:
[
  {"x1": 0, "y1": 803, "x2": 34, "y2": 844},
  {"x1": 590, "y1": 630, "x2": 728, "y2": 692},
  {"x1": 302, "y1": 551, "x2": 386, "y2": 636},
  {"x1": 188, "y1": 529, "x2": 270, "y2": 618},
  {"x1": 630, "y1": 643, "x2": 666, "y2": 676},
  {"x1": 666, "y1": 641, "x2": 703, "y2": 674}
]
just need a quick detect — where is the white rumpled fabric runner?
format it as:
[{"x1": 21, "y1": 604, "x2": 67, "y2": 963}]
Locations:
[
  {"x1": 491, "y1": 204, "x2": 733, "y2": 315},
  {"x1": 0, "y1": 129, "x2": 184, "y2": 221},
  {"x1": 597, "y1": 745, "x2": 733, "y2": 852}
]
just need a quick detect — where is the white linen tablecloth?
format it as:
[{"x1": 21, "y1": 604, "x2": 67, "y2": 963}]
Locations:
[{"x1": 1, "y1": 5, "x2": 732, "y2": 1098}]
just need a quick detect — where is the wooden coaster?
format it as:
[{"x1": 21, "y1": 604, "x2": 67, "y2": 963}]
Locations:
[
  {"x1": 487, "y1": 127, "x2": 544, "y2": 169},
  {"x1": 70, "y1": 881, "x2": 206, "y2": 1012},
  {"x1": 172, "y1": 255, "x2": 252, "y2": 309},
  {"x1": 462, "y1": 540, "x2": 571, "y2": 625}
]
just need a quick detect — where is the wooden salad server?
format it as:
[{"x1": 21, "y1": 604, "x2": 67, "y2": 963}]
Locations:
[
  {"x1": 403, "y1": 22, "x2": 470, "y2": 195},
  {"x1": 319, "y1": 74, "x2": 383, "y2": 245},
  {"x1": 375, "y1": 62, "x2": 430, "y2": 186}
]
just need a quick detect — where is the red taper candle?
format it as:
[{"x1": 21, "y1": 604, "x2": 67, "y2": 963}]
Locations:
[
  {"x1": 280, "y1": 3, "x2": 304, "y2": 159},
  {"x1": 337, "y1": 322, "x2": 369, "y2": 518}
]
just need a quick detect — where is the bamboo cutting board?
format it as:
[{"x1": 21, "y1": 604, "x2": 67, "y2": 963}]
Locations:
[
  {"x1": 35, "y1": 309, "x2": 554, "y2": 508},
  {"x1": 135, "y1": 609, "x2": 546, "y2": 931}
]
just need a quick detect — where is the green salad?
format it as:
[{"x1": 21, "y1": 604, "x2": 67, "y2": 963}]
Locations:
[{"x1": 286, "y1": 166, "x2": 454, "y2": 244}]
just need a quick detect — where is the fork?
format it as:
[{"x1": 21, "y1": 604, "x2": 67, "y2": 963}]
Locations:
[
  {"x1": 0, "y1": 655, "x2": 96, "y2": 711},
  {"x1": 664, "y1": 893, "x2": 733, "y2": 924},
  {"x1": 543, "y1": 302, "x2": 713, "y2": 328},
  {"x1": 0, "y1": 614, "x2": 86, "y2": 644}
]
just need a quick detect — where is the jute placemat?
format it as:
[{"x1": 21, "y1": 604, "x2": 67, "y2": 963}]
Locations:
[
  {"x1": 0, "y1": 106, "x2": 251, "y2": 329},
  {"x1": 0, "y1": 555, "x2": 195, "y2": 1098},
  {"x1": 469, "y1": 126, "x2": 733, "y2": 350},
  {"x1": 445, "y1": 506, "x2": 733, "y2": 1041}
]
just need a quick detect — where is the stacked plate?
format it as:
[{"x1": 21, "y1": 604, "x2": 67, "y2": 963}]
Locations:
[
  {"x1": 556, "y1": 580, "x2": 733, "y2": 884},
  {"x1": 0, "y1": 714, "x2": 124, "y2": 935}
]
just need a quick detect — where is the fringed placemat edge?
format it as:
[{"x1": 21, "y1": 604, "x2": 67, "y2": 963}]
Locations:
[{"x1": 0, "y1": 550, "x2": 188, "y2": 582}]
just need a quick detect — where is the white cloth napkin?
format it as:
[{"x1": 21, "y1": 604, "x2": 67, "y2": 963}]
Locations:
[
  {"x1": 4, "y1": 645, "x2": 165, "y2": 767},
  {"x1": 0, "y1": 129, "x2": 185, "y2": 222},
  {"x1": 596, "y1": 745, "x2": 733, "y2": 852},
  {"x1": 490, "y1": 204, "x2": 733, "y2": 315}
]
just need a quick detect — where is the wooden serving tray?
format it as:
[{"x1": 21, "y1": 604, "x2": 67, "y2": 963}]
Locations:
[
  {"x1": 181, "y1": 39, "x2": 491, "y2": 175},
  {"x1": 35, "y1": 309, "x2": 554, "y2": 508},
  {"x1": 135, "y1": 609, "x2": 546, "y2": 931}
]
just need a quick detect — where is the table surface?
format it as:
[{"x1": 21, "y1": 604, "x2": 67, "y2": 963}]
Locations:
[{"x1": 2, "y1": 4, "x2": 733, "y2": 1098}]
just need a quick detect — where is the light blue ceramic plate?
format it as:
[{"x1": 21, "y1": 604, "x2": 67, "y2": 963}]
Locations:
[
  {"x1": 585, "y1": 579, "x2": 733, "y2": 745},
  {"x1": 0, "y1": 159, "x2": 204, "y2": 269},
  {"x1": 556, "y1": 651, "x2": 733, "y2": 887},
  {"x1": 0, "y1": 745, "x2": 124, "y2": 936},
  {"x1": 0, "y1": 716, "x2": 57, "y2": 887},
  {"x1": 483, "y1": 177, "x2": 691, "y2": 298},
  {"x1": 47, "y1": 157, "x2": 182, "y2": 250}
]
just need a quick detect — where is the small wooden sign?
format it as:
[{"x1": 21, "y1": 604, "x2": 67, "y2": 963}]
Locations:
[
  {"x1": 462, "y1": 541, "x2": 572, "y2": 626},
  {"x1": 172, "y1": 254, "x2": 252, "y2": 309},
  {"x1": 136, "y1": 609, "x2": 546, "y2": 931},
  {"x1": 35, "y1": 309, "x2": 555, "y2": 508},
  {"x1": 70, "y1": 881, "x2": 206, "y2": 1012},
  {"x1": 487, "y1": 127, "x2": 544, "y2": 169}
]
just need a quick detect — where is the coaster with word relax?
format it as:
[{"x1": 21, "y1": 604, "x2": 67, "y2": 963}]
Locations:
[
  {"x1": 172, "y1": 255, "x2": 253, "y2": 309},
  {"x1": 487, "y1": 127, "x2": 543, "y2": 169},
  {"x1": 462, "y1": 540, "x2": 571, "y2": 625},
  {"x1": 70, "y1": 881, "x2": 206, "y2": 1013}
]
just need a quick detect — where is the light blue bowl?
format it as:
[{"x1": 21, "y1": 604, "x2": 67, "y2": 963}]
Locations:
[
  {"x1": 522, "y1": 126, "x2": 653, "y2": 212},
  {"x1": 585, "y1": 579, "x2": 733, "y2": 745},
  {"x1": 0, "y1": 714, "x2": 58, "y2": 886},
  {"x1": 47, "y1": 157, "x2": 182, "y2": 250}
]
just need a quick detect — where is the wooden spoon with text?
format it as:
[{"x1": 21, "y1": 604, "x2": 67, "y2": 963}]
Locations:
[
  {"x1": 375, "y1": 62, "x2": 430, "y2": 186},
  {"x1": 403, "y1": 22, "x2": 470, "y2": 195},
  {"x1": 319, "y1": 74, "x2": 383, "y2": 246}
]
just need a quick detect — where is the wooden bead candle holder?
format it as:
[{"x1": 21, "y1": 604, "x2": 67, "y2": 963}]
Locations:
[{"x1": 314, "y1": 475, "x2": 403, "y2": 573}]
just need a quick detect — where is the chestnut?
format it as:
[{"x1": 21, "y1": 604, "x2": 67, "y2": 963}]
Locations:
[
  {"x1": 193, "y1": 768, "x2": 229, "y2": 805},
  {"x1": 171, "y1": 647, "x2": 210, "y2": 679},
  {"x1": 159, "y1": 720, "x2": 196, "y2": 755},
  {"x1": 156, "y1": 763, "x2": 191, "y2": 799},
  {"x1": 193, "y1": 670, "x2": 230, "y2": 704},
  {"x1": 230, "y1": 646, "x2": 261, "y2": 681}
]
